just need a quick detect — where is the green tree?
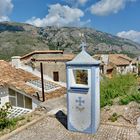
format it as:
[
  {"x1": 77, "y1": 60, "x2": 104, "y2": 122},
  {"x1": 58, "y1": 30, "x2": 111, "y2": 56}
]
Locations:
[{"x1": 0, "y1": 102, "x2": 15, "y2": 130}]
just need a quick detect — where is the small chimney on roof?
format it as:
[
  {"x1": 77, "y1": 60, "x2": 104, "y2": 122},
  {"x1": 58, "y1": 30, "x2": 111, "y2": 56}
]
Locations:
[{"x1": 11, "y1": 56, "x2": 21, "y2": 68}]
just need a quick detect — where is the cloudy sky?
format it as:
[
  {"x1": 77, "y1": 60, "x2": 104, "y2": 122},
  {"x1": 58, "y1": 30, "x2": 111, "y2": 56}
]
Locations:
[{"x1": 0, "y1": 0, "x2": 140, "y2": 43}]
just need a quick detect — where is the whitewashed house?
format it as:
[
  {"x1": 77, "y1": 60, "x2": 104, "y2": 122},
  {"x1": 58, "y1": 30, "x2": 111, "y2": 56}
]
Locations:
[
  {"x1": 0, "y1": 60, "x2": 40, "y2": 110},
  {"x1": 0, "y1": 60, "x2": 64, "y2": 113},
  {"x1": 93, "y1": 54, "x2": 138, "y2": 76},
  {"x1": 20, "y1": 50, "x2": 74, "y2": 82}
]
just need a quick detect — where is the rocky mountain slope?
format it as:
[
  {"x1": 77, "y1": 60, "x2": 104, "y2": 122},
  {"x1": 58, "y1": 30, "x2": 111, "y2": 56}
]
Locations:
[{"x1": 0, "y1": 22, "x2": 140, "y2": 60}]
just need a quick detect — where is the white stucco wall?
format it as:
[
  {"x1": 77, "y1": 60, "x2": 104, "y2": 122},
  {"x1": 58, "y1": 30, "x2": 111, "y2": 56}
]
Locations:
[
  {"x1": 11, "y1": 56, "x2": 21, "y2": 68},
  {"x1": 68, "y1": 68, "x2": 92, "y2": 131},
  {"x1": 116, "y1": 64, "x2": 137, "y2": 74},
  {"x1": 32, "y1": 99, "x2": 39, "y2": 110},
  {"x1": 0, "y1": 87, "x2": 9, "y2": 107},
  {"x1": 94, "y1": 67, "x2": 100, "y2": 131},
  {"x1": 67, "y1": 65, "x2": 101, "y2": 134},
  {"x1": 101, "y1": 54, "x2": 109, "y2": 65},
  {"x1": 0, "y1": 95, "x2": 9, "y2": 107}
]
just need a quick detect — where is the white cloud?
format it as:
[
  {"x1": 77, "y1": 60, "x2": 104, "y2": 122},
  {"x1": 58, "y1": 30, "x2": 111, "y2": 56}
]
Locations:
[
  {"x1": 26, "y1": 3, "x2": 87, "y2": 27},
  {"x1": 117, "y1": 30, "x2": 140, "y2": 44},
  {"x1": 90, "y1": 0, "x2": 136, "y2": 16},
  {"x1": 0, "y1": 16, "x2": 9, "y2": 22},
  {"x1": 0, "y1": 0, "x2": 14, "y2": 21}
]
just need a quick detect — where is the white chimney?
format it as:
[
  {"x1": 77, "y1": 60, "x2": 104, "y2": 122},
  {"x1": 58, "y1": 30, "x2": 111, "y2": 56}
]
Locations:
[
  {"x1": 11, "y1": 56, "x2": 21, "y2": 68},
  {"x1": 101, "y1": 54, "x2": 109, "y2": 65}
]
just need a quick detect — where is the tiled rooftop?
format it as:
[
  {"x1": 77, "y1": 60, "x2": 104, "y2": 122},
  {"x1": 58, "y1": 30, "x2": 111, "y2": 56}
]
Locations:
[
  {"x1": 21, "y1": 50, "x2": 64, "y2": 60},
  {"x1": 0, "y1": 60, "x2": 38, "y2": 95},
  {"x1": 0, "y1": 60, "x2": 63, "y2": 99},
  {"x1": 109, "y1": 54, "x2": 135, "y2": 66},
  {"x1": 93, "y1": 54, "x2": 137, "y2": 66},
  {"x1": 31, "y1": 54, "x2": 74, "y2": 62}
]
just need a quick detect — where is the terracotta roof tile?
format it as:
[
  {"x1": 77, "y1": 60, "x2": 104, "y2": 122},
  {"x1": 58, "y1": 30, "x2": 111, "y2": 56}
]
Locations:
[
  {"x1": 0, "y1": 60, "x2": 64, "y2": 100},
  {"x1": 32, "y1": 54, "x2": 75, "y2": 62},
  {"x1": 0, "y1": 60, "x2": 39, "y2": 95},
  {"x1": 93, "y1": 54, "x2": 136, "y2": 66},
  {"x1": 109, "y1": 54, "x2": 133, "y2": 66},
  {"x1": 45, "y1": 87, "x2": 66, "y2": 100}
]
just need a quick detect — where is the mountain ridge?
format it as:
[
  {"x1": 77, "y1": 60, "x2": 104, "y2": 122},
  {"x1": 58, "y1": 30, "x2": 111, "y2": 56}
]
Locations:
[{"x1": 0, "y1": 21, "x2": 140, "y2": 60}]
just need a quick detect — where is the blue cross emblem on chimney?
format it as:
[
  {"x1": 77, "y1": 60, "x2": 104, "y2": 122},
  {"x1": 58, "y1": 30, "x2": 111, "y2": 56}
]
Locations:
[{"x1": 76, "y1": 97, "x2": 85, "y2": 106}]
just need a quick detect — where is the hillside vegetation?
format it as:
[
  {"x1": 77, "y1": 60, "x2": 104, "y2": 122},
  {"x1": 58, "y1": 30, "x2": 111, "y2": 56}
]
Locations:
[
  {"x1": 100, "y1": 74, "x2": 140, "y2": 107},
  {"x1": 0, "y1": 22, "x2": 140, "y2": 60}
]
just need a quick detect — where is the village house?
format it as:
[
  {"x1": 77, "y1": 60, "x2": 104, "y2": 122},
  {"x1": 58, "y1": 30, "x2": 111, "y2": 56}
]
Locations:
[
  {"x1": 0, "y1": 60, "x2": 38, "y2": 109},
  {"x1": 19, "y1": 50, "x2": 138, "y2": 83},
  {"x1": 0, "y1": 60, "x2": 65, "y2": 116},
  {"x1": 93, "y1": 54, "x2": 138, "y2": 76},
  {"x1": 20, "y1": 50, "x2": 75, "y2": 82}
]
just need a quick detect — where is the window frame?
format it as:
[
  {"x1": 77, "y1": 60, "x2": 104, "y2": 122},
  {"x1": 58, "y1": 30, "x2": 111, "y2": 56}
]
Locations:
[{"x1": 9, "y1": 88, "x2": 32, "y2": 109}]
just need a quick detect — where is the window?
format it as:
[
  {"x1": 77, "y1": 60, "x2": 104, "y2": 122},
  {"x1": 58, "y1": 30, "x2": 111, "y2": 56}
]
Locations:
[
  {"x1": 73, "y1": 69, "x2": 88, "y2": 85},
  {"x1": 25, "y1": 96, "x2": 32, "y2": 109},
  {"x1": 9, "y1": 89, "x2": 16, "y2": 106},
  {"x1": 9, "y1": 97, "x2": 16, "y2": 106},
  {"x1": 9, "y1": 88, "x2": 32, "y2": 109},
  {"x1": 17, "y1": 93, "x2": 24, "y2": 108},
  {"x1": 53, "y1": 71, "x2": 59, "y2": 81},
  {"x1": 9, "y1": 89, "x2": 16, "y2": 96}
]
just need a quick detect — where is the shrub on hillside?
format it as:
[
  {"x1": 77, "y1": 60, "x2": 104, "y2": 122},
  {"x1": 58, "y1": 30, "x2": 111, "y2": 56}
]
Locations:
[
  {"x1": 100, "y1": 74, "x2": 138, "y2": 107},
  {"x1": 119, "y1": 92, "x2": 140, "y2": 105}
]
